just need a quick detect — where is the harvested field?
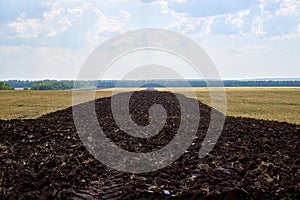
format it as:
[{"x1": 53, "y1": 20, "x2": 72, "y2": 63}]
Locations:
[
  {"x1": 1, "y1": 88, "x2": 300, "y2": 124},
  {"x1": 0, "y1": 90, "x2": 299, "y2": 199}
]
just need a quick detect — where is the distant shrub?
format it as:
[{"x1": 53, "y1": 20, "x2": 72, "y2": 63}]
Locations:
[
  {"x1": 0, "y1": 81, "x2": 14, "y2": 90},
  {"x1": 30, "y1": 81, "x2": 74, "y2": 90}
]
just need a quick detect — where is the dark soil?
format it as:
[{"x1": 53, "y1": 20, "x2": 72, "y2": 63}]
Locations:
[{"x1": 0, "y1": 90, "x2": 299, "y2": 200}]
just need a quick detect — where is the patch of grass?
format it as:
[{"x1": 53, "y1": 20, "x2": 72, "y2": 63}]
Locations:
[
  {"x1": 159, "y1": 87, "x2": 300, "y2": 124},
  {"x1": 0, "y1": 88, "x2": 299, "y2": 124},
  {"x1": 0, "y1": 90, "x2": 111, "y2": 120},
  {"x1": 225, "y1": 88, "x2": 300, "y2": 124}
]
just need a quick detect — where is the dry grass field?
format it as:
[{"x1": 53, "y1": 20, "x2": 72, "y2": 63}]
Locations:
[
  {"x1": 159, "y1": 87, "x2": 300, "y2": 124},
  {"x1": 0, "y1": 88, "x2": 299, "y2": 124}
]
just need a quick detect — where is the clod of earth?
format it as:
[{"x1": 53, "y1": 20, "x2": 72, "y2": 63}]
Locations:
[{"x1": 0, "y1": 90, "x2": 299, "y2": 199}]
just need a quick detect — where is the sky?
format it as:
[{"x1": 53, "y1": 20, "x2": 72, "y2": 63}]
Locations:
[{"x1": 0, "y1": 0, "x2": 299, "y2": 80}]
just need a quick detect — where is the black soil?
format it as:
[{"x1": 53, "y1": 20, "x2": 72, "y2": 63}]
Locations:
[{"x1": 0, "y1": 90, "x2": 299, "y2": 199}]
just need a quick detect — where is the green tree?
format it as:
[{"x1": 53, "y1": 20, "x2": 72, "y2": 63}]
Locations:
[
  {"x1": 31, "y1": 82, "x2": 54, "y2": 90},
  {"x1": 0, "y1": 81, "x2": 14, "y2": 90},
  {"x1": 30, "y1": 81, "x2": 74, "y2": 90}
]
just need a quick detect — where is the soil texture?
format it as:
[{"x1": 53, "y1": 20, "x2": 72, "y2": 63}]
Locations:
[{"x1": 0, "y1": 90, "x2": 299, "y2": 199}]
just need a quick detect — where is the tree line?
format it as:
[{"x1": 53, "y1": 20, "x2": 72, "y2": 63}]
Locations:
[
  {"x1": 1, "y1": 79, "x2": 300, "y2": 90},
  {"x1": 0, "y1": 82, "x2": 14, "y2": 90},
  {"x1": 30, "y1": 81, "x2": 74, "y2": 90}
]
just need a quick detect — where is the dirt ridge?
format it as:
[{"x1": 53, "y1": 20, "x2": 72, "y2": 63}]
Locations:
[{"x1": 0, "y1": 90, "x2": 299, "y2": 199}]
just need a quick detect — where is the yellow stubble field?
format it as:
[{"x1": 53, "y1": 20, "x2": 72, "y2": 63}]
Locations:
[{"x1": 0, "y1": 87, "x2": 299, "y2": 124}]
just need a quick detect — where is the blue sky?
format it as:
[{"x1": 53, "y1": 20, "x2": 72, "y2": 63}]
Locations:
[{"x1": 0, "y1": 0, "x2": 299, "y2": 80}]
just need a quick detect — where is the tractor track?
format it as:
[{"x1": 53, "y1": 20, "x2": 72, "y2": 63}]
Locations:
[{"x1": 73, "y1": 171, "x2": 124, "y2": 200}]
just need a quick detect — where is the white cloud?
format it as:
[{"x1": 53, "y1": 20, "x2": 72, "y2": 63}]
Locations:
[
  {"x1": 275, "y1": 0, "x2": 300, "y2": 16},
  {"x1": 251, "y1": 16, "x2": 266, "y2": 36},
  {"x1": 9, "y1": 17, "x2": 42, "y2": 38},
  {"x1": 120, "y1": 10, "x2": 131, "y2": 20},
  {"x1": 46, "y1": 30, "x2": 57, "y2": 37},
  {"x1": 4, "y1": 0, "x2": 299, "y2": 42},
  {"x1": 7, "y1": 4, "x2": 70, "y2": 39},
  {"x1": 43, "y1": 7, "x2": 64, "y2": 20},
  {"x1": 5, "y1": 0, "x2": 131, "y2": 47},
  {"x1": 1, "y1": 0, "x2": 300, "y2": 80},
  {"x1": 162, "y1": 0, "x2": 300, "y2": 39},
  {"x1": 255, "y1": 0, "x2": 300, "y2": 38},
  {"x1": 231, "y1": 9, "x2": 251, "y2": 28}
]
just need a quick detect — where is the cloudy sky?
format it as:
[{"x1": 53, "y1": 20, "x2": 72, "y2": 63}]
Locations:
[{"x1": 0, "y1": 0, "x2": 299, "y2": 80}]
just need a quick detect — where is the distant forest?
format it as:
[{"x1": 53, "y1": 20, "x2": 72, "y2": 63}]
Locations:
[{"x1": 2, "y1": 79, "x2": 300, "y2": 90}]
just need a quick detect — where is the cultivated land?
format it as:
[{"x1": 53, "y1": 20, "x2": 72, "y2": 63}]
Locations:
[
  {"x1": 1, "y1": 90, "x2": 299, "y2": 199},
  {"x1": 0, "y1": 88, "x2": 299, "y2": 124}
]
